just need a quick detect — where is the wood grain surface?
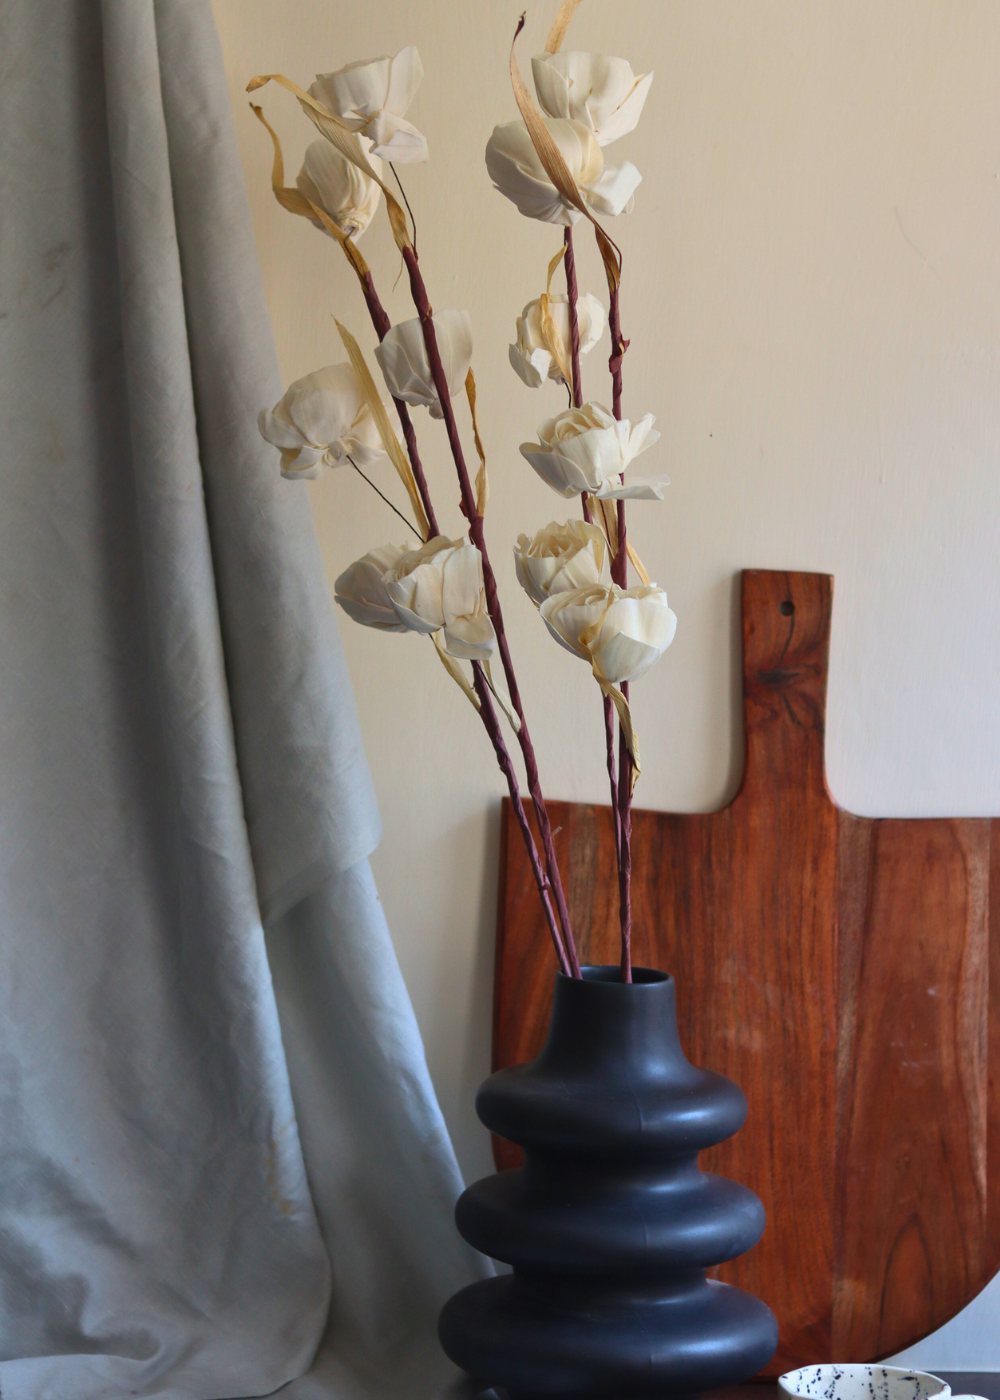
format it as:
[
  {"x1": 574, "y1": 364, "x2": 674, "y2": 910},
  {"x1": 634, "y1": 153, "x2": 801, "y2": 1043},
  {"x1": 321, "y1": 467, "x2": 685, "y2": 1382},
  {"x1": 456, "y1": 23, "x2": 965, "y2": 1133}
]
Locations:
[{"x1": 492, "y1": 570, "x2": 999, "y2": 1371}]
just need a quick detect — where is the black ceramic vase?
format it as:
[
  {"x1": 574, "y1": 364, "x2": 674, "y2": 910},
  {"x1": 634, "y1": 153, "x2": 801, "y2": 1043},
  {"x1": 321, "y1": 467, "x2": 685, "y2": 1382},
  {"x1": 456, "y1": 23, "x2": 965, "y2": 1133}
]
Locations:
[{"x1": 438, "y1": 966, "x2": 778, "y2": 1399}]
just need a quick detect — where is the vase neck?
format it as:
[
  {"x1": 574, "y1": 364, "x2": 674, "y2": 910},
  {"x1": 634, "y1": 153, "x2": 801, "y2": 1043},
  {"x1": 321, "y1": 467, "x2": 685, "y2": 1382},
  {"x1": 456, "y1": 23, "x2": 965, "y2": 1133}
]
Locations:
[{"x1": 536, "y1": 966, "x2": 689, "y2": 1078}]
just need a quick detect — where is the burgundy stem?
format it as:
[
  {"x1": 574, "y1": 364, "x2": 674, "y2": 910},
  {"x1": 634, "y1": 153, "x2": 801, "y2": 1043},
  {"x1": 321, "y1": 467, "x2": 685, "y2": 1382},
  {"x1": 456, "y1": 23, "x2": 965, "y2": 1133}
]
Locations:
[
  {"x1": 354, "y1": 255, "x2": 569, "y2": 971},
  {"x1": 359, "y1": 268, "x2": 439, "y2": 538},
  {"x1": 609, "y1": 283, "x2": 633, "y2": 983},
  {"x1": 401, "y1": 244, "x2": 581, "y2": 977},
  {"x1": 563, "y1": 227, "x2": 584, "y2": 411},
  {"x1": 473, "y1": 664, "x2": 570, "y2": 975},
  {"x1": 568, "y1": 231, "x2": 622, "y2": 865}
]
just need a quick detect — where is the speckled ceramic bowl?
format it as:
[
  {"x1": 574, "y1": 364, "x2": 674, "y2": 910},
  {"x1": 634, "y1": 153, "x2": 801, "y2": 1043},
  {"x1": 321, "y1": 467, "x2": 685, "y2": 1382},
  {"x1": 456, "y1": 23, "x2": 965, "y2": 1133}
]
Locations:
[{"x1": 779, "y1": 1367, "x2": 953, "y2": 1400}]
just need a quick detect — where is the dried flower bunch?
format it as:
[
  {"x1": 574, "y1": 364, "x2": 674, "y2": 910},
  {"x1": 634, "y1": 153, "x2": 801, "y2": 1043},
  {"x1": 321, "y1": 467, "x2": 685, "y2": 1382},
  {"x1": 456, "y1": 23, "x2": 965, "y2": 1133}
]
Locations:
[{"x1": 250, "y1": 0, "x2": 675, "y2": 980}]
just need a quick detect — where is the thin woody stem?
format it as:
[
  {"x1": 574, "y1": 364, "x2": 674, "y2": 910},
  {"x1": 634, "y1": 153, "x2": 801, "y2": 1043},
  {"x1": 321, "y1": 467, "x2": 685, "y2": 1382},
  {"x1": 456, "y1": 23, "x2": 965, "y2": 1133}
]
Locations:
[
  {"x1": 357, "y1": 266, "x2": 440, "y2": 538},
  {"x1": 609, "y1": 282, "x2": 633, "y2": 982},
  {"x1": 349, "y1": 247, "x2": 571, "y2": 974},
  {"x1": 472, "y1": 664, "x2": 570, "y2": 974},
  {"x1": 566, "y1": 227, "x2": 622, "y2": 870},
  {"x1": 401, "y1": 243, "x2": 581, "y2": 978},
  {"x1": 563, "y1": 227, "x2": 584, "y2": 410}
]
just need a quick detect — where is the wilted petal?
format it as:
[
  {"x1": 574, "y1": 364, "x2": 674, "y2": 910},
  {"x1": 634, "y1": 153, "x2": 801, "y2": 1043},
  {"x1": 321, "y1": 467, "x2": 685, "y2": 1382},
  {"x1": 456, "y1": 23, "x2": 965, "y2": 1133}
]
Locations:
[
  {"x1": 334, "y1": 545, "x2": 409, "y2": 631},
  {"x1": 587, "y1": 160, "x2": 642, "y2": 217},
  {"x1": 444, "y1": 614, "x2": 496, "y2": 661},
  {"x1": 594, "y1": 474, "x2": 670, "y2": 501}
]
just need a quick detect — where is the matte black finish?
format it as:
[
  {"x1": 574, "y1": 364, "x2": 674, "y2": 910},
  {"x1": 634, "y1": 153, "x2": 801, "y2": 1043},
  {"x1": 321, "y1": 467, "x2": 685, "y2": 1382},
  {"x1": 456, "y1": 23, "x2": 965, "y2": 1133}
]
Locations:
[{"x1": 439, "y1": 967, "x2": 778, "y2": 1398}]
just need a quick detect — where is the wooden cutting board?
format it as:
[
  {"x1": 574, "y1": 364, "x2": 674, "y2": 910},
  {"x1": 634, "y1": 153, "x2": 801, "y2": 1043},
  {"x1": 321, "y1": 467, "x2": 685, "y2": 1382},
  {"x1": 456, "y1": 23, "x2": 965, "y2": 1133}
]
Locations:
[{"x1": 493, "y1": 569, "x2": 1000, "y2": 1373}]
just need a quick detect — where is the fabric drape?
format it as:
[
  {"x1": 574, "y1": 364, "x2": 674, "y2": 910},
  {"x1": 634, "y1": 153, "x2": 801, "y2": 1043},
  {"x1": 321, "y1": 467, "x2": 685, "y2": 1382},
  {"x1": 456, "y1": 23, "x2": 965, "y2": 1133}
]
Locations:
[{"x1": 0, "y1": 1, "x2": 487, "y2": 1396}]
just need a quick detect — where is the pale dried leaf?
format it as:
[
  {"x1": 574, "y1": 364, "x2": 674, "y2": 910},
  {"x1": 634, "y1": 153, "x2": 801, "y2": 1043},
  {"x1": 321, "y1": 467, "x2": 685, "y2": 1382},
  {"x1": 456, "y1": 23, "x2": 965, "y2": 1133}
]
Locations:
[
  {"x1": 626, "y1": 541, "x2": 650, "y2": 586},
  {"x1": 465, "y1": 369, "x2": 489, "y2": 518},
  {"x1": 484, "y1": 660, "x2": 522, "y2": 734},
  {"x1": 335, "y1": 319, "x2": 431, "y2": 540},
  {"x1": 600, "y1": 680, "x2": 641, "y2": 788},
  {"x1": 545, "y1": 0, "x2": 583, "y2": 53},
  {"x1": 433, "y1": 634, "x2": 482, "y2": 712}
]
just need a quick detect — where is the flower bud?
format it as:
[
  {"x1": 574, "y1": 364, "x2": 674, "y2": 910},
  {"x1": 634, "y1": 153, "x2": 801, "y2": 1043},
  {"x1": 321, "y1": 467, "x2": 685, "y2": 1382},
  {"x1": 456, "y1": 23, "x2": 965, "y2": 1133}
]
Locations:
[
  {"x1": 296, "y1": 137, "x2": 382, "y2": 240},
  {"x1": 374, "y1": 311, "x2": 473, "y2": 420}
]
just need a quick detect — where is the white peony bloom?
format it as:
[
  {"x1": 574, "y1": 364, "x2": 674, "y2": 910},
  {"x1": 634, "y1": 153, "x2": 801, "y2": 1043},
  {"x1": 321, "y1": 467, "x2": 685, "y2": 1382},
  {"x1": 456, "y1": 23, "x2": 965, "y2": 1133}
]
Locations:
[
  {"x1": 334, "y1": 544, "x2": 409, "y2": 631},
  {"x1": 384, "y1": 536, "x2": 496, "y2": 660},
  {"x1": 540, "y1": 582, "x2": 677, "y2": 684},
  {"x1": 309, "y1": 47, "x2": 428, "y2": 163},
  {"x1": 485, "y1": 118, "x2": 641, "y2": 225},
  {"x1": 296, "y1": 137, "x2": 382, "y2": 240},
  {"x1": 520, "y1": 402, "x2": 667, "y2": 500},
  {"x1": 258, "y1": 364, "x2": 386, "y2": 479},
  {"x1": 514, "y1": 520, "x2": 608, "y2": 607},
  {"x1": 510, "y1": 292, "x2": 605, "y2": 389},
  {"x1": 532, "y1": 52, "x2": 653, "y2": 146},
  {"x1": 374, "y1": 310, "x2": 473, "y2": 420}
]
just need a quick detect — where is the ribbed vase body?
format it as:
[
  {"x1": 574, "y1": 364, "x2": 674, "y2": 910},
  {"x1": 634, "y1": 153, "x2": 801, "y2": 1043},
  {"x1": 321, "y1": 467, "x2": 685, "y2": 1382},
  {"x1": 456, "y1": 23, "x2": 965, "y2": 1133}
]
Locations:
[{"x1": 439, "y1": 966, "x2": 778, "y2": 1399}]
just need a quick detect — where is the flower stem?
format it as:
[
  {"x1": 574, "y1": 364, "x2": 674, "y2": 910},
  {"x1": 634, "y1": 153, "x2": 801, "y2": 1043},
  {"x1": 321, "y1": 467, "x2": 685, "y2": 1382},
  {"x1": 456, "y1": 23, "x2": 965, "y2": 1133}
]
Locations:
[
  {"x1": 472, "y1": 663, "x2": 571, "y2": 975},
  {"x1": 346, "y1": 454, "x2": 421, "y2": 539},
  {"x1": 356, "y1": 266, "x2": 440, "y2": 537},
  {"x1": 567, "y1": 228, "x2": 622, "y2": 870},
  {"x1": 609, "y1": 283, "x2": 633, "y2": 983},
  {"x1": 401, "y1": 243, "x2": 581, "y2": 977},
  {"x1": 349, "y1": 246, "x2": 574, "y2": 974},
  {"x1": 563, "y1": 227, "x2": 584, "y2": 411}
]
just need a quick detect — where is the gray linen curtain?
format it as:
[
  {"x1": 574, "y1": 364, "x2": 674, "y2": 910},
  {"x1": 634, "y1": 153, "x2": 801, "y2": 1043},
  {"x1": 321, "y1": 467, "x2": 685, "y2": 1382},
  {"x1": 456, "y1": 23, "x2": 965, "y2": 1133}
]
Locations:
[{"x1": 0, "y1": 2, "x2": 487, "y2": 1396}]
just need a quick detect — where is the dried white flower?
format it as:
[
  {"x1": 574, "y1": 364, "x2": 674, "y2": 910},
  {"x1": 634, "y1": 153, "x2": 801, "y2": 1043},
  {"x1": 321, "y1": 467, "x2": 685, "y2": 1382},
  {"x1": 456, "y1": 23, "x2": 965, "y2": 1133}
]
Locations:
[
  {"x1": 520, "y1": 402, "x2": 666, "y2": 500},
  {"x1": 384, "y1": 537, "x2": 496, "y2": 660},
  {"x1": 334, "y1": 545, "x2": 409, "y2": 631},
  {"x1": 296, "y1": 137, "x2": 382, "y2": 240},
  {"x1": 258, "y1": 364, "x2": 385, "y2": 479},
  {"x1": 374, "y1": 311, "x2": 473, "y2": 420},
  {"x1": 532, "y1": 52, "x2": 653, "y2": 146},
  {"x1": 514, "y1": 520, "x2": 608, "y2": 607},
  {"x1": 310, "y1": 47, "x2": 428, "y2": 163},
  {"x1": 510, "y1": 292, "x2": 605, "y2": 389},
  {"x1": 485, "y1": 118, "x2": 640, "y2": 225},
  {"x1": 541, "y1": 583, "x2": 677, "y2": 684}
]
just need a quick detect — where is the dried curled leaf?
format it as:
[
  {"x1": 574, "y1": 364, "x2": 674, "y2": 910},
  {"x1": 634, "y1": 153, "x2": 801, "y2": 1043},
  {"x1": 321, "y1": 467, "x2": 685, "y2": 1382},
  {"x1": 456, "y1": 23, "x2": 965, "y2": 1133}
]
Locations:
[
  {"x1": 483, "y1": 659, "x2": 521, "y2": 734},
  {"x1": 600, "y1": 680, "x2": 641, "y2": 790},
  {"x1": 465, "y1": 369, "x2": 489, "y2": 518},
  {"x1": 545, "y1": 0, "x2": 584, "y2": 54},
  {"x1": 508, "y1": 20, "x2": 621, "y2": 294},
  {"x1": 247, "y1": 73, "x2": 412, "y2": 252},
  {"x1": 538, "y1": 243, "x2": 572, "y2": 386},
  {"x1": 432, "y1": 634, "x2": 482, "y2": 712},
  {"x1": 250, "y1": 104, "x2": 370, "y2": 281},
  {"x1": 335, "y1": 320, "x2": 431, "y2": 540}
]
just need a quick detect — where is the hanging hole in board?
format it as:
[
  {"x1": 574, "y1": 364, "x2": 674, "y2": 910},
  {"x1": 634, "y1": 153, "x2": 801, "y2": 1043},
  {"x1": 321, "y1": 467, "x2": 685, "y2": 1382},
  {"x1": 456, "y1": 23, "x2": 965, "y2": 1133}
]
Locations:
[{"x1": 780, "y1": 600, "x2": 794, "y2": 617}]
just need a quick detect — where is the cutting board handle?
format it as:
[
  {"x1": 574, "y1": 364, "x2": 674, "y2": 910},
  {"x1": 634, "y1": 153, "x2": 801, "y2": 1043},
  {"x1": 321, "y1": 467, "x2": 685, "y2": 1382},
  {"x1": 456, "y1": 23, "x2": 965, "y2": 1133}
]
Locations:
[{"x1": 739, "y1": 570, "x2": 834, "y2": 801}]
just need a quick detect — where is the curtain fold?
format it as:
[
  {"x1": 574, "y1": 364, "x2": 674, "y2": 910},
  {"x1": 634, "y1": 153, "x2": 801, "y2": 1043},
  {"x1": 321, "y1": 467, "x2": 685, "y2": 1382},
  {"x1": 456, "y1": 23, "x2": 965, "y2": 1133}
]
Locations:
[{"x1": 0, "y1": 2, "x2": 486, "y2": 1396}]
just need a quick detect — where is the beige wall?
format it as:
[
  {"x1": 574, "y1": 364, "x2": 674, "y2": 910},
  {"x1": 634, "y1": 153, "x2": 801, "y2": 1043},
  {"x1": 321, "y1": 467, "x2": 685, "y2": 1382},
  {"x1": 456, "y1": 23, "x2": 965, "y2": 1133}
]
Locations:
[{"x1": 212, "y1": 0, "x2": 1000, "y2": 1364}]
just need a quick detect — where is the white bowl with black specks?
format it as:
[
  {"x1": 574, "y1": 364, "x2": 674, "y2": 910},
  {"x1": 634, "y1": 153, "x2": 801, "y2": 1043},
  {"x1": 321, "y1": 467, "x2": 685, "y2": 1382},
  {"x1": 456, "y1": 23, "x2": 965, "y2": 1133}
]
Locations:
[{"x1": 779, "y1": 1365, "x2": 988, "y2": 1400}]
